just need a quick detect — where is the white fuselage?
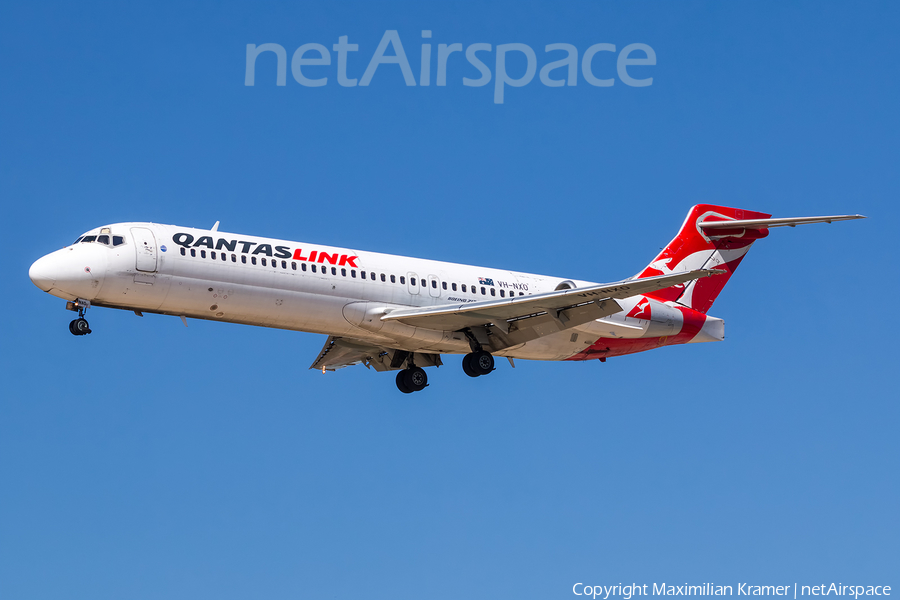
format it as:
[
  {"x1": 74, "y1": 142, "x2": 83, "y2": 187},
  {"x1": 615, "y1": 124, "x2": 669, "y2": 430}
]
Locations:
[{"x1": 29, "y1": 222, "x2": 718, "y2": 361}]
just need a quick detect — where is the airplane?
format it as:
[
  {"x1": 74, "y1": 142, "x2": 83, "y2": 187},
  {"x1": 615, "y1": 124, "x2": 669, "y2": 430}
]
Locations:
[{"x1": 28, "y1": 204, "x2": 863, "y2": 393}]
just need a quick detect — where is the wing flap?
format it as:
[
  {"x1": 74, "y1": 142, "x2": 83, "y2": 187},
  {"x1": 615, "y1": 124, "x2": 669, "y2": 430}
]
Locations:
[
  {"x1": 309, "y1": 336, "x2": 373, "y2": 371},
  {"x1": 309, "y1": 336, "x2": 443, "y2": 372},
  {"x1": 501, "y1": 298, "x2": 623, "y2": 345}
]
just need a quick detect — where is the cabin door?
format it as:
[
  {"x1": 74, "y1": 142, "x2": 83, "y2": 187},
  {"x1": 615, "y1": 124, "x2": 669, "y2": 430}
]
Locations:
[{"x1": 131, "y1": 227, "x2": 158, "y2": 272}]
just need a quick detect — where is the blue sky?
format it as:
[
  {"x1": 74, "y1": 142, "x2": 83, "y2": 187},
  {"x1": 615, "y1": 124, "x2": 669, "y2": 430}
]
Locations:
[{"x1": 1, "y1": 2, "x2": 898, "y2": 599}]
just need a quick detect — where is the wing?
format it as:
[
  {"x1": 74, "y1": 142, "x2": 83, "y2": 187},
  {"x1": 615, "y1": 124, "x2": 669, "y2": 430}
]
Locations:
[
  {"x1": 309, "y1": 336, "x2": 443, "y2": 372},
  {"x1": 381, "y1": 269, "x2": 722, "y2": 346},
  {"x1": 309, "y1": 336, "x2": 374, "y2": 371}
]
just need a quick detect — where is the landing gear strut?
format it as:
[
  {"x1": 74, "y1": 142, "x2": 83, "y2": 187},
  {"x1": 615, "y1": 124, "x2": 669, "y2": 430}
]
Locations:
[
  {"x1": 462, "y1": 350, "x2": 494, "y2": 377},
  {"x1": 67, "y1": 300, "x2": 91, "y2": 336},
  {"x1": 396, "y1": 366, "x2": 428, "y2": 393}
]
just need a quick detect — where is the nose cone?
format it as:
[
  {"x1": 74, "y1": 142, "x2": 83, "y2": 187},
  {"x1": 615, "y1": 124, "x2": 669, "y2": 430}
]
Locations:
[
  {"x1": 29, "y1": 246, "x2": 107, "y2": 300},
  {"x1": 29, "y1": 254, "x2": 57, "y2": 292}
]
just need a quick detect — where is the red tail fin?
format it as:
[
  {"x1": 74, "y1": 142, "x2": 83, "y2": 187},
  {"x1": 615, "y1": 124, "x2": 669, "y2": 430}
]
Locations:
[{"x1": 637, "y1": 204, "x2": 771, "y2": 314}]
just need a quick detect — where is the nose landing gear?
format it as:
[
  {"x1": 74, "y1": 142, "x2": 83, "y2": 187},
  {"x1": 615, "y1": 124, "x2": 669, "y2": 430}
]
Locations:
[
  {"x1": 69, "y1": 317, "x2": 91, "y2": 336},
  {"x1": 66, "y1": 299, "x2": 92, "y2": 336}
]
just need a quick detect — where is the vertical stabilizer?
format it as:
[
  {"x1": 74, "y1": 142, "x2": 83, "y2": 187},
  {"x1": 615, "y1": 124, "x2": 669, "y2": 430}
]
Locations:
[{"x1": 637, "y1": 204, "x2": 771, "y2": 314}]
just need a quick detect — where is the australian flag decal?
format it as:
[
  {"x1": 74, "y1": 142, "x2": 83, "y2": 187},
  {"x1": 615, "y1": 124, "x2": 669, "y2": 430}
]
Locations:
[{"x1": 478, "y1": 277, "x2": 494, "y2": 286}]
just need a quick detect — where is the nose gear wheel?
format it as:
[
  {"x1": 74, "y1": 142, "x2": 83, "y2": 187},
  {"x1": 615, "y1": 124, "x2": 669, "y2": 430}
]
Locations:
[{"x1": 69, "y1": 317, "x2": 91, "y2": 336}]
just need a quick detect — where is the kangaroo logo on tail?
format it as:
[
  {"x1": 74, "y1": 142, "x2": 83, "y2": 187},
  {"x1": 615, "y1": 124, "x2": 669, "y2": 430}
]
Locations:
[
  {"x1": 647, "y1": 258, "x2": 674, "y2": 275},
  {"x1": 636, "y1": 204, "x2": 772, "y2": 313},
  {"x1": 627, "y1": 297, "x2": 652, "y2": 319}
]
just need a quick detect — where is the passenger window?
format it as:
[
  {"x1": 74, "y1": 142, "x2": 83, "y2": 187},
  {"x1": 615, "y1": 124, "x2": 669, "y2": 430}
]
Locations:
[
  {"x1": 341, "y1": 268, "x2": 347, "y2": 276},
  {"x1": 222, "y1": 254, "x2": 227, "y2": 261},
  {"x1": 389, "y1": 274, "x2": 394, "y2": 283},
  {"x1": 520, "y1": 292, "x2": 525, "y2": 296},
  {"x1": 331, "y1": 267, "x2": 337, "y2": 275},
  {"x1": 291, "y1": 262, "x2": 297, "y2": 270},
  {"x1": 442, "y1": 281, "x2": 447, "y2": 290},
  {"x1": 400, "y1": 276, "x2": 405, "y2": 284},
  {"x1": 191, "y1": 249, "x2": 196, "y2": 257},
  {"x1": 490, "y1": 288, "x2": 496, "y2": 296},
  {"x1": 481, "y1": 287, "x2": 486, "y2": 295},
  {"x1": 351, "y1": 270, "x2": 356, "y2": 278},
  {"x1": 433, "y1": 280, "x2": 438, "y2": 289},
  {"x1": 232, "y1": 254, "x2": 236, "y2": 262},
  {"x1": 180, "y1": 247, "x2": 186, "y2": 256},
  {"x1": 452, "y1": 283, "x2": 457, "y2": 291},
  {"x1": 261, "y1": 258, "x2": 267, "y2": 266},
  {"x1": 410, "y1": 277, "x2": 416, "y2": 286},
  {"x1": 461, "y1": 284, "x2": 466, "y2": 292},
  {"x1": 241, "y1": 255, "x2": 246, "y2": 264},
  {"x1": 113, "y1": 235, "x2": 125, "y2": 246},
  {"x1": 82, "y1": 235, "x2": 96, "y2": 243},
  {"x1": 211, "y1": 251, "x2": 217, "y2": 259},
  {"x1": 500, "y1": 289, "x2": 505, "y2": 297},
  {"x1": 371, "y1": 272, "x2": 376, "y2": 280},
  {"x1": 201, "y1": 250, "x2": 207, "y2": 258},
  {"x1": 251, "y1": 256, "x2": 257, "y2": 265},
  {"x1": 311, "y1": 264, "x2": 317, "y2": 273},
  {"x1": 361, "y1": 271, "x2": 366, "y2": 279},
  {"x1": 301, "y1": 263, "x2": 307, "y2": 271}
]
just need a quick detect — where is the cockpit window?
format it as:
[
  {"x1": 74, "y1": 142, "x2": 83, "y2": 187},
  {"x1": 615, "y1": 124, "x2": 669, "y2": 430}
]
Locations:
[
  {"x1": 76, "y1": 233, "x2": 124, "y2": 246},
  {"x1": 74, "y1": 236, "x2": 84, "y2": 244}
]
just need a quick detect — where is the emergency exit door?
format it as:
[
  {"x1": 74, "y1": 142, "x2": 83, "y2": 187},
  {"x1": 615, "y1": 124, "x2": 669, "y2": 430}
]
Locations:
[{"x1": 428, "y1": 275, "x2": 441, "y2": 298}]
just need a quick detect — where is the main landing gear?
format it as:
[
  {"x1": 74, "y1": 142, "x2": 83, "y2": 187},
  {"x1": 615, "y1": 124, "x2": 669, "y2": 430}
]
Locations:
[
  {"x1": 462, "y1": 350, "x2": 494, "y2": 378},
  {"x1": 396, "y1": 366, "x2": 428, "y2": 394},
  {"x1": 391, "y1": 338, "x2": 496, "y2": 393},
  {"x1": 393, "y1": 351, "x2": 496, "y2": 393}
]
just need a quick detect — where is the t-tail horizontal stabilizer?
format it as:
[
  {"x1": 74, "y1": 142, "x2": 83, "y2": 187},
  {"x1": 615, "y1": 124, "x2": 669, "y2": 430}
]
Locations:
[{"x1": 698, "y1": 214, "x2": 865, "y2": 230}]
